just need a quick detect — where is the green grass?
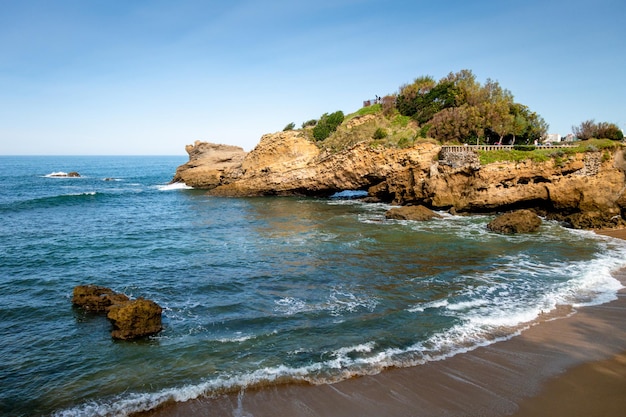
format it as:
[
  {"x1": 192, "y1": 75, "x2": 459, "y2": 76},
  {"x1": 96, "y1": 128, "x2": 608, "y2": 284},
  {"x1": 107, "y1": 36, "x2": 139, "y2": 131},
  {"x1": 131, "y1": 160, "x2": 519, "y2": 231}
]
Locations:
[
  {"x1": 347, "y1": 103, "x2": 382, "y2": 119},
  {"x1": 478, "y1": 149, "x2": 550, "y2": 164},
  {"x1": 477, "y1": 139, "x2": 623, "y2": 165}
]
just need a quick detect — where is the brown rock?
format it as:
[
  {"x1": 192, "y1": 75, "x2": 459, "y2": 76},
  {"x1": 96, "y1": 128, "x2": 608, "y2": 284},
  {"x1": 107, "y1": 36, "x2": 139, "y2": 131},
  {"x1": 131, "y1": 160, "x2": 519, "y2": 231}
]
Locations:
[
  {"x1": 385, "y1": 205, "x2": 442, "y2": 221},
  {"x1": 487, "y1": 210, "x2": 542, "y2": 234},
  {"x1": 73, "y1": 285, "x2": 162, "y2": 340},
  {"x1": 567, "y1": 211, "x2": 626, "y2": 229},
  {"x1": 107, "y1": 298, "x2": 163, "y2": 340},
  {"x1": 171, "y1": 141, "x2": 247, "y2": 188},
  {"x1": 172, "y1": 132, "x2": 626, "y2": 229},
  {"x1": 72, "y1": 285, "x2": 129, "y2": 313}
]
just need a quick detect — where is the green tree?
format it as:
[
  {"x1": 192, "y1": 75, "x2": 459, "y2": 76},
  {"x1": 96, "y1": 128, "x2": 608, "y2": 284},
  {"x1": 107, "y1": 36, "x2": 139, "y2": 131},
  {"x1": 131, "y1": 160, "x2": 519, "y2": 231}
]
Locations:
[
  {"x1": 283, "y1": 122, "x2": 295, "y2": 131},
  {"x1": 596, "y1": 122, "x2": 624, "y2": 140},
  {"x1": 430, "y1": 104, "x2": 482, "y2": 144},
  {"x1": 396, "y1": 75, "x2": 436, "y2": 118},
  {"x1": 396, "y1": 69, "x2": 547, "y2": 145},
  {"x1": 574, "y1": 120, "x2": 623, "y2": 140}
]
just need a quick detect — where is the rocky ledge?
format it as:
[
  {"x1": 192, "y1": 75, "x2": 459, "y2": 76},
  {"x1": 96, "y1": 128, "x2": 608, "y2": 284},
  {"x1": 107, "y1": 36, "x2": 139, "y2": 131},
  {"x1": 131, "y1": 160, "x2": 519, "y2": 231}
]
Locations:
[{"x1": 172, "y1": 131, "x2": 626, "y2": 229}]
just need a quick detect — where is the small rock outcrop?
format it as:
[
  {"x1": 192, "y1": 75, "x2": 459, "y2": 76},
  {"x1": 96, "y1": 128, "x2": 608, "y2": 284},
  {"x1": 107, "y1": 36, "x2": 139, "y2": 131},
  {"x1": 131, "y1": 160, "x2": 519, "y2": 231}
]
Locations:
[
  {"x1": 71, "y1": 285, "x2": 129, "y2": 312},
  {"x1": 49, "y1": 171, "x2": 81, "y2": 177},
  {"x1": 72, "y1": 285, "x2": 162, "y2": 340},
  {"x1": 385, "y1": 205, "x2": 442, "y2": 221},
  {"x1": 171, "y1": 141, "x2": 247, "y2": 188},
  {"x1": 487, "y1": 210, "x2": 542, "y2": 234},
  {"x1": 107, "y1": 298, "x2": 163, "y2": 340}
]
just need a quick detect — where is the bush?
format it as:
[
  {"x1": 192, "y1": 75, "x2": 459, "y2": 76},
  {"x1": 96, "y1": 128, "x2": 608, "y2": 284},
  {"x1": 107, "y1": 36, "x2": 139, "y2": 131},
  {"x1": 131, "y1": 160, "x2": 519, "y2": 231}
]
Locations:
[
  {"x1": 513, "y1": 145, "x2": 536, "y2": 151},
  {"x1": 312, "y1": 123, "x2": 331, "y2": 141},
  {"x1": 283, "y1": 122, "x2": 295, "y2": 131},
  {"x1": 325, "y1": 111, "x2": 345, "y2": 131},
  {"x1": 302, "y1": 119, "x2": 317, "y2": 128},
  {"x1": 312, "y1": 111, "x2": 344, "y2": 141},
  {"x1": 373, "y1": 127, "x2": 388, "y2": 140},
  {"x1": 397, "y1": 136, "x2": 414, "y2": 148}
]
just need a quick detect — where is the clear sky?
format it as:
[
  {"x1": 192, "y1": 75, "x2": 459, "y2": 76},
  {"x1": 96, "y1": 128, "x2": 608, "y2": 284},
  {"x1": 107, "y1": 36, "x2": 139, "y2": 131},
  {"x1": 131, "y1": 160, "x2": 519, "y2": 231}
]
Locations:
[{"x1": 1, "y1": 0, "x2": 624, "y2": 155}]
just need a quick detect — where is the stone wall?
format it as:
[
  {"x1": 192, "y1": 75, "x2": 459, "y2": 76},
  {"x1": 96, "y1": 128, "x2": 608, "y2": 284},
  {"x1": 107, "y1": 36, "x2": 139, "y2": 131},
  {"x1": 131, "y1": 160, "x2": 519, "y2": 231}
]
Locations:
[{"x1": 439, "y1": 148, "x2": 480, "y2": 169}]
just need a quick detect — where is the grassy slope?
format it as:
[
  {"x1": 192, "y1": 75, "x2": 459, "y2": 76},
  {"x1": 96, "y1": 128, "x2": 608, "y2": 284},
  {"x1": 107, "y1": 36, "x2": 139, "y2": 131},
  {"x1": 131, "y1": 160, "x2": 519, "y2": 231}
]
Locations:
[
  {"x1": 301, "y1": 105, "x2": 431, "y2": 153},
  {"x1": 297, "y1": 106, "x2": 623, "y2": 162}
]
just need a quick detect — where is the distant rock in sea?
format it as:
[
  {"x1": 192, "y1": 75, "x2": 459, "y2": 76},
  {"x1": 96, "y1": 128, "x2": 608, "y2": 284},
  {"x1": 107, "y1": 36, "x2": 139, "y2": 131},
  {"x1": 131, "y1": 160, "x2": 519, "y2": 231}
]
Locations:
[{"x1": 47, "y1": 171, "x2": 80, "y2": 178}]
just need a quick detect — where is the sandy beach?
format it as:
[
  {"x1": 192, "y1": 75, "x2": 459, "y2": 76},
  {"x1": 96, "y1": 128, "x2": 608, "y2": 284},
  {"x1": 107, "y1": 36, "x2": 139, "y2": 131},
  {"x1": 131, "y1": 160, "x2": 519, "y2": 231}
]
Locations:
[{"x1": 137, "y1": 229, "x2": 626, "y2": 417}]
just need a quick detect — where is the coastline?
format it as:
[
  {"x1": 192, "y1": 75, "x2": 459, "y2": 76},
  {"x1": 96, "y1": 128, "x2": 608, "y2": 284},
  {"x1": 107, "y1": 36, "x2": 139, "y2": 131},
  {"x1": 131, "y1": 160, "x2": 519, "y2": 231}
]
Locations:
[{"x1": 138, "y1": 231, "x2": 626, "y2": 417}]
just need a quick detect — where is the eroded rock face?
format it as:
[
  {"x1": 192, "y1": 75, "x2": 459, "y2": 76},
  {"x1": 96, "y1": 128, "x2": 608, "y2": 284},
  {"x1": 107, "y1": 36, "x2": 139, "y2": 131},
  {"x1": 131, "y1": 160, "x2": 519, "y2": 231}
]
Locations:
[
  {"x1": 172, "y1": 133, "x2": 626, "y2": 229},
  {"x1": 171, "y1": 141, "x2": 247, "y2": 188},
  {"x1": 487, "y1": 210, "x2": 542, "y2": 234},
  {"x1": 72, "y1": 285, "x2": 162, "y2": 340},
  {"x1": 385, "y1": 205, "x2": 442, "y2": 221},
  {"x1": 107, "y1": 298, "x2": 163, "y2": 340}
]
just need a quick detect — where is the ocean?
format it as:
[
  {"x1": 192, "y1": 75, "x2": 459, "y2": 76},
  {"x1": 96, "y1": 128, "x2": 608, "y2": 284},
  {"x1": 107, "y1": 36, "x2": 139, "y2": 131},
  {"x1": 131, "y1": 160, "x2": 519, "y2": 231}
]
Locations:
[{"x1": 1, "y1": 155, "x2": 626, "y2": 417}]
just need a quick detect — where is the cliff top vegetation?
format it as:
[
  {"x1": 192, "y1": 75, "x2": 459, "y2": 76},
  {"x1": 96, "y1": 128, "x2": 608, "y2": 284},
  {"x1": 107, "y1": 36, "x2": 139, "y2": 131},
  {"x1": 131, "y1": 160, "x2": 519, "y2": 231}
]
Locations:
[
  {"x1": 476, "y1": 139, "x2": 623, "y2": 165},
  {"x1": 286, "y1": 69, "x2": 622, "y2": 156}
]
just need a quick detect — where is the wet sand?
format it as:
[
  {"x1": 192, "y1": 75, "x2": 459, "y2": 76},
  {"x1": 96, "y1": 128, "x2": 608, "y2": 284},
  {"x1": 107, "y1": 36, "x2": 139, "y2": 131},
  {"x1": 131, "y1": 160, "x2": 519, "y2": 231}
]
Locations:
[{"x1": 140, "y1": 232, "x2": 626, "y2": 417}]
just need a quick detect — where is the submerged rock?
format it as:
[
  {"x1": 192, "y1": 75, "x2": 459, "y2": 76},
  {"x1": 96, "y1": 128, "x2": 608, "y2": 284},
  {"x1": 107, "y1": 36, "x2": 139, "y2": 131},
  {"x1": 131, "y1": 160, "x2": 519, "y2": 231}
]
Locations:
[
  {"x1": 385, "y1": 205, "x2": 442, "y2": 221},
  {"x1": 72, "y1": 285, "x2": 162, "y2": 340},
  {"x1": 487, "y1": 210, "x2": 542, "y2": 234}
]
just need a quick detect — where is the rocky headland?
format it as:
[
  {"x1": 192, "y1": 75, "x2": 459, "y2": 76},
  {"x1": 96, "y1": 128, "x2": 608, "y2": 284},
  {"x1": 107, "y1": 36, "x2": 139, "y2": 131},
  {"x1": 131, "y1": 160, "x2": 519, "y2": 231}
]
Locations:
[{"x1": 172, "y1": 130, "x2": 626, "y2": 230}]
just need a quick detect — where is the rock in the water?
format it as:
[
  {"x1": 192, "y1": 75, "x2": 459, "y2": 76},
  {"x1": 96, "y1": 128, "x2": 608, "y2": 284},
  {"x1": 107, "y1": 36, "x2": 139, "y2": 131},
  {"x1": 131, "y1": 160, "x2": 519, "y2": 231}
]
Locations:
[
  {"x1": 107, "y1": 298, "x2": 163, "y2": 340},
  {"x1": 72, "y1": 285, "x2": 162, "y2": 339},
  {"x1": 385, "y1": 205, "x2": 442, "y2": 221},
  {"x1": 72, "y1": 285, "x2": 129, "y2": 313},
  {"x1": 48, "y1": 171, "x2": 80, "y2": 178},
  {"x1": 487, "y1": 209, "x2": 542, "y2": 234}
]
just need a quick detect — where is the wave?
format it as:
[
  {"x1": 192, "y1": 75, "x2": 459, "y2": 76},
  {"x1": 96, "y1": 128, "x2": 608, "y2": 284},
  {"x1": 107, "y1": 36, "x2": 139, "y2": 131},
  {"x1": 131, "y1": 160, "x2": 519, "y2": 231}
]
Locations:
[
  {"x1": 50, "y1": 206, "x2": 626, "y2": 417},
  {"x1": 0, "y1": 191, "x2": 103, "y2": 212},
  {"x1": 55, "y1": 248, "x2": 626, "y2": 417},
  {"x1": 43, "y1": 171, "x2": 83, "y2": 178},
  {"x1": 157, "y1": 182, "x2": 193, "y2": 191},
  {"x1": 273, "y1": 286, "x2": 379, "y2": 317}
]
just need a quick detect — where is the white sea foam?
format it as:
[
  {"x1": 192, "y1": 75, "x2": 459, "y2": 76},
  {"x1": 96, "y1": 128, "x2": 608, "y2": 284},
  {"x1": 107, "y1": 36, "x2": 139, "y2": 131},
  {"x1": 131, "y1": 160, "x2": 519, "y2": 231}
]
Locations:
[
  {"x1": 67, "y1": 191, "x2": 97, "y2": 196},
  {"x1": 52, "y1": 210, "x2": 626, "y2": 417},
  {"x1": 45, "y1": 171, "x2": 69, "y2": 177},
  {"x1": 217, "y1": 332, "x2": 255, "y2": 343},
  {"x1": 274, "y1": 287, "x2": 378, "y2": 317},
  {"x1": 407, "y1": 299, "x2": 449, "y2": 312},
  {"x1": 157, "y1": 182, "x2": 193, "y2": 191}
]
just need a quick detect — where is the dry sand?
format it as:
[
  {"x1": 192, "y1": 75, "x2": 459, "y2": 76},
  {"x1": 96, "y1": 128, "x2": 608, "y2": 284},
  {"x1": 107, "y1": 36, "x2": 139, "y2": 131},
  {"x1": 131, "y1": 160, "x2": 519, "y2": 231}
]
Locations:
[{"x1": 139, "y1": 230, "x2": 626, "y2": 417}]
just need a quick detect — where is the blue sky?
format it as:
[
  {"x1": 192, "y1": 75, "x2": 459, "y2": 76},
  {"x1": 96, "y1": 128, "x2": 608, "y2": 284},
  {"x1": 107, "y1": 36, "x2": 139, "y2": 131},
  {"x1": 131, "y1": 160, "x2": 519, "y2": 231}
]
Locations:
[{"x1": 1, "y1": 0, "x2": 624, "y2": 155}]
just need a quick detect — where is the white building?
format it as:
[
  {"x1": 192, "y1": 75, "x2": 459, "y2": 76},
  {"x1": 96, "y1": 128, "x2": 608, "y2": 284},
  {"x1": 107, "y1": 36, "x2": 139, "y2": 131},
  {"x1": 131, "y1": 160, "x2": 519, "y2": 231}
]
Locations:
[{"x1": 544, "y1": 133, "x2": 561, "y2": 143}]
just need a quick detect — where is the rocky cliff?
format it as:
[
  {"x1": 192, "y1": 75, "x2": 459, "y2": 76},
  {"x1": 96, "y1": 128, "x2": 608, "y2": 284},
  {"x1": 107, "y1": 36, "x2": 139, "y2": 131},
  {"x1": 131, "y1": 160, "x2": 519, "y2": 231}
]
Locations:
[{"x1": 173, "y1": 132, "x2": 626, "y2": 229}]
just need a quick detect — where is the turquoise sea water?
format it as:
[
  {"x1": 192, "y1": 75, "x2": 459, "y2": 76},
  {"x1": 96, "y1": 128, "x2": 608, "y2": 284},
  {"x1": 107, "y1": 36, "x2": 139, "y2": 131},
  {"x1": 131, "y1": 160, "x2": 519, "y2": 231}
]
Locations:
[{"x1": 1, "y1": 155, "x2": 626, "y2": 417}]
